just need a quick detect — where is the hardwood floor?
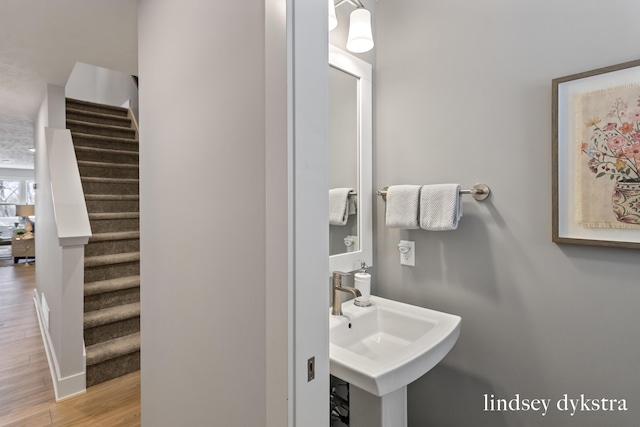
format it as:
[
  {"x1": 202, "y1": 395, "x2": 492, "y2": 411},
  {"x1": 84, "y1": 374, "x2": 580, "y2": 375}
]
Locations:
[{"x1": 0, "y1": 264, "x2": 140, "y2": 426}]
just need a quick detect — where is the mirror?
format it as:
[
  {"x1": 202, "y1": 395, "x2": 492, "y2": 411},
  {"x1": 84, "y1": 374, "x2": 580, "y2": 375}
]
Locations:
[
  {"x1": 328, "y1": 46, "x2": 372, "y2": 274},
  {"x1": 329, "y1": 66, "x2": 358, "y2": 256}
]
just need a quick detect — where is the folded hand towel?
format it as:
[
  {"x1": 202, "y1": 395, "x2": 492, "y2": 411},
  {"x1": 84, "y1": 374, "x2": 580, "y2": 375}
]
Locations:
[
  {"x1": 419, "y1": 184, "x2": 462, "y2": 230},
  {"x1": 385, "y1": 185, "x2": 421, "y2": 229},
  {"x1": 329, "y1": 188, "x2": 356, "y2": 226}
]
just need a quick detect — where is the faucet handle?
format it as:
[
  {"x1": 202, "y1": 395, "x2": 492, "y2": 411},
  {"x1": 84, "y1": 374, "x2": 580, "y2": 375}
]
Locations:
[{"x1": 332, "y1": 271, "x2": 351, "y2": 287}]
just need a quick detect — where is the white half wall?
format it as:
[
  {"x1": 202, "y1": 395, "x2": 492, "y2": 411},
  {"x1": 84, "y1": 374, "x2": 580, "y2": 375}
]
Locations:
[{"x1": 34, "y1": 85, "x2": 87, "y2": 400}]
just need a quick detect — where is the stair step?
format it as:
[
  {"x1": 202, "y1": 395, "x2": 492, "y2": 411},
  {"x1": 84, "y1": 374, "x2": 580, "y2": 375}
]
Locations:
[
  {"x1": 85, "y1": 275, "x2": 140, "y2": 297},
  {"x1": 68, "y1": 119, "x2": 136, "y2": 139},
  {"x1": 85, "y1": 194, "x2": 139, "y2": 201},
  {"x1": 90, "y1": 231, "x2": 140, "y2": 242},
  {"x1": 84, "y1": 260, "x2": 140, "y2": 284},
  {"x1": 78, "y1": 160, "x2": 138, "y2": 170},
  {"x1": 81, "y1": 177, "x2": 139, "y2": 196},
  {"x1": 66, "y1": 108, "x2": 132, "y2": 127},
  {"x1": 86, "y1": 332, "x2": 140, "y2": 366},
  {"x1": 78, "y1": 161, "x2": 139, "y2": 180},
  {"x1": 88, "y1": 216, "x2": 139, "y2": 234},
  {"x1": 66, "y1": 98, "x2": 130, "y2": 118},
  {"x1": 75, "y1": 145, "x2": 139, "y2": 156},
  {"x1": 85, "y1": 252, "x2": 140, "y2": 268},
  {"x1": 89, "y1": 212, "x2": 139, "y2": 221},
  {"x1": 84, "y1": 195, "x2": 139, "y2": 214},
  {"x1": 72, "y1": 132, "x2": 138, "y2": 152},
  {"x1": 74, "y1": 145, "x2": 139, "y2": 165},
  {"x1": 82, "y1": 177, "x2": 139, "y2": 185},
  {"x1": 85, "y1": 231, "x2": 140, "y2": 257},
  {"x1": 84, "y1": 302, "x2": 140, "y2": 330}
]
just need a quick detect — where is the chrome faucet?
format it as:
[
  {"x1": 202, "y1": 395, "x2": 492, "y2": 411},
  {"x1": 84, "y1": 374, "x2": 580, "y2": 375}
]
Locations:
[{"x1": 331, "y1": 271, "x2": 361, "y2": 316}]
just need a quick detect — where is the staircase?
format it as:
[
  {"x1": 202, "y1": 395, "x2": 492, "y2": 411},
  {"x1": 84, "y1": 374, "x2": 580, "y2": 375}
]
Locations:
[{"x1": 66, "y1": 98, "x2": 140, "y2": 387}]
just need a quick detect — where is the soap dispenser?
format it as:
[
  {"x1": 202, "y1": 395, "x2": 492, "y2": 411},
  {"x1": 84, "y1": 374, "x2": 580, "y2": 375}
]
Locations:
[{"x1": 354, "y1": 261, "x2": 371, "y2": 307}]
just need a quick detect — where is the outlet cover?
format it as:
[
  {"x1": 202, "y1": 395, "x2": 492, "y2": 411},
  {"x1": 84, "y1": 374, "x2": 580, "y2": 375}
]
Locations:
[{"x1": 399, "y1": 240, "x2": 415, "y2": 266}]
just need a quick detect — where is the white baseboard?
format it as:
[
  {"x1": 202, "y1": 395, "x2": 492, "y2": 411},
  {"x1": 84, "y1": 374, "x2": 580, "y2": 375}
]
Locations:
[{"x1": 33, "y1": 289, "x2": 86, "y2": 401}]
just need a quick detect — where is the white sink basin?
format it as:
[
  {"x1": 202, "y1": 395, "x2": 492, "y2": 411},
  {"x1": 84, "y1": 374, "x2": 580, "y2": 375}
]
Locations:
[{"x1": 329, "y1": 295, "x2": 461, "y2": 397}]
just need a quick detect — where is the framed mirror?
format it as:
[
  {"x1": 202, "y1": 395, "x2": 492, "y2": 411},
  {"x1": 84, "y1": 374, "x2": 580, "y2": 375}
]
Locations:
[
  {"x1": 329, "y1": 65, "x2": 358, "y2": 256},
  {"x1": 328, "y1": 45, "x2": 372, "y2": 274}
]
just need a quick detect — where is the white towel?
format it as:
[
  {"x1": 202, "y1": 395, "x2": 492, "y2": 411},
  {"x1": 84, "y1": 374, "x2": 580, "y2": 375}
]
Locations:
[
  {"x1": 329, "y1": 188, "x2": 356, "y2": 226},
  {"x1": 419, "y1": 184, "x2": 462, "y2": 230},
  {"x1": 385, "y1": 185, "x2": 421, "y2": 229}
]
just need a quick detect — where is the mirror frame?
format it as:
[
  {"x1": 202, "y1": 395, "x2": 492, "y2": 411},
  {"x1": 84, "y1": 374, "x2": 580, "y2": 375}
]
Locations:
[{"x1": 328, "y1": 45, "x2": 373, "y2": 274}]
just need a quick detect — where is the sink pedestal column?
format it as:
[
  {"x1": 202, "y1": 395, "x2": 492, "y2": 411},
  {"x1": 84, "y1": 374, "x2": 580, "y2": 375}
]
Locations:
[{"x1": 350, "y1": 386, "x2": 407, "y2": 427}]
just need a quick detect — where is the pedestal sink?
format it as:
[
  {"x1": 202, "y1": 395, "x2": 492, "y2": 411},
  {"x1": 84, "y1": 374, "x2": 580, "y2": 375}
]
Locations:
[{"x1": 329, "y1": 295, "x2": 461, "y2": 427}]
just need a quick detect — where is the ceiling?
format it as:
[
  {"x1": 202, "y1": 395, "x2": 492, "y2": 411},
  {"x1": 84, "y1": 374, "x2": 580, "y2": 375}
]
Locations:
[{"x1": 0, "y1": 0, "x2": 138, "y2": 170}]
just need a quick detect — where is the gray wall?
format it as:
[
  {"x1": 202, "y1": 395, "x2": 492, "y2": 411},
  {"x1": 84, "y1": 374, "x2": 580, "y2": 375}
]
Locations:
[{"x1": 375, "y1": 1, "x2": 640, "y2": 426}]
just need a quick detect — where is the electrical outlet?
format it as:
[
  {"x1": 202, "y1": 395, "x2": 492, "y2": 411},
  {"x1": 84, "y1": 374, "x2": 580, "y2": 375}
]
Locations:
[{"x1": 398, "y1": 240, "x2": 415, "y2": 266}]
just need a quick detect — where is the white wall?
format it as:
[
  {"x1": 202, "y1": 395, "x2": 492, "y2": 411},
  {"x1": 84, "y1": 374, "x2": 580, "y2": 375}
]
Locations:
[
  {"x1": 65, "y1": 62, "x2": 139, "y2": 120},
  {"x1": 0, "y1": 168, "x2": 34, "y2": 179},
  {"x1": 375, "y1": 1, "x2": 640, "y2": 426},
  {"x1": 138, "y1": 1, "x2": 328, "y2": 426},
  {"x1": 137, "y1": 2, "x2": 268, "y2": 424}
]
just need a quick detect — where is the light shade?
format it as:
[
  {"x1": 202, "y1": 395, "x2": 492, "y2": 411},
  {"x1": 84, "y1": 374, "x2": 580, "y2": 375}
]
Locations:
[
  {"x1": 16, "y1": 204, "x2": 34, "y2": 217},
  {"x1": 346, "y1": 8, "x2": 374, "y2": 53},
  {"x1": 328, "y1": 0, "x2": 338, "y2": 31}
]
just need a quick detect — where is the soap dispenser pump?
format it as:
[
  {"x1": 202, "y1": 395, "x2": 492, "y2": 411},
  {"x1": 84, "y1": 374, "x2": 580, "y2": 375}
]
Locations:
[{"x1": 354, "y1": 261, "x2": 371, "y2": 307}]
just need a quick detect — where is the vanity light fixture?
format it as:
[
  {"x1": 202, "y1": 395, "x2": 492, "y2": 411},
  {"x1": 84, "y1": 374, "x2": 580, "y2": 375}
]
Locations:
[
  {"x1": 329, "y1": 0, "x2": 338, "y2": 31},
  {"x1": 330, "y1": 0, "x2": 374, "y2": 53}
]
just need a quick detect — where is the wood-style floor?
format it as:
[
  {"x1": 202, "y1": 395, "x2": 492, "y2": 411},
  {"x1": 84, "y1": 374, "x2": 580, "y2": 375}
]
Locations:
[{"x1": 0, "y1": 264, "x2": 140, "y2": 426}]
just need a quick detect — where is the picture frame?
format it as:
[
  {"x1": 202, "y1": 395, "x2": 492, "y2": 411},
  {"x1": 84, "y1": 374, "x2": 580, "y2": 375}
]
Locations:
[{"x1": 552, "y1": 59, "x2": 640, "y2": 249}]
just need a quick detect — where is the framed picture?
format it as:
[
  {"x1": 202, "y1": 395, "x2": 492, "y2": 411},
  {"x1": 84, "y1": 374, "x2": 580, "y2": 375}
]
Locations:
[{"x1": 552, "y1": 60, "x2": 640, "y2": 249}]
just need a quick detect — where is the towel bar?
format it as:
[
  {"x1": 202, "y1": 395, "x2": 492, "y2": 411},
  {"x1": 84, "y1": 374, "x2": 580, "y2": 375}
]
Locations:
[{"x1": 377, "y1": 183, "x2": 490, "y2": 201}]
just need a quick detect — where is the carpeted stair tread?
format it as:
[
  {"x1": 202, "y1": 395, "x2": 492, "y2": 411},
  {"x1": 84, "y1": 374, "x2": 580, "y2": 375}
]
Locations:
[
  {"x1": 85, "y1": 194, "x2": 139, "y2": 201},
  {"x1": 78, "y1": 160, "x2": 139, "y2": 170},
  {"x1": 66, "y1": 98, "x2": 130, "y2": 117},
  {"x1": 90, "y1": 231, "x2": 140, "y2": 242},
  {"x1": 81, "y1": 177, "x2": 139, "y2": 184},
  {"x1": 67, "y1": 119, "x2": 136, "y2": 135},
  {"x1": 74, "y1": 145, "x2": 139, "y2": 157},
  {"x1": 86, "y1": 333, "x2": 140, "y2": 366},
  {"x1": 66, "y1": 108, "x2": 132, "y2": 127},
  {"x1": 85, "y1": 275, "x2": 140, "y2": 296},
  {"x1": 84, "y1": 302, "x2": 140, "y2": 330},
  {"x1": 89, "y1": 212, "x2": 139, "y2": 220},
  {"x1": 71, "y1": 132, "x2": 139, "y2": 148},
  {"x1": 84, "y1": 252, "x2": 140, "y2": 268}
]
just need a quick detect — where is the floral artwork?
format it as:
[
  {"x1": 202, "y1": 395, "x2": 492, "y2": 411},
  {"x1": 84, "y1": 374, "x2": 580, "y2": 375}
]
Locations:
[{"x1": 577, "y1": 84, "x2": 640, "y2": 229}]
